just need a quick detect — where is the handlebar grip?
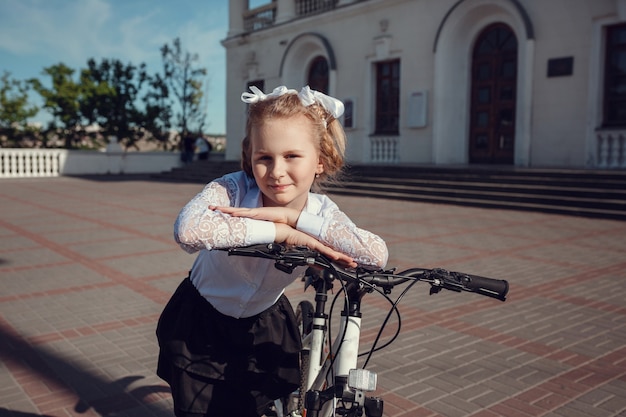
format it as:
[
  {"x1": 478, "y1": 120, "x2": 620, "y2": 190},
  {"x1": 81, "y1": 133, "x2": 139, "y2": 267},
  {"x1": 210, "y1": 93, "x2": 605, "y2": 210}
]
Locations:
[{"x1": 461, "y1": 273, "x2": 509, "y2": 301}]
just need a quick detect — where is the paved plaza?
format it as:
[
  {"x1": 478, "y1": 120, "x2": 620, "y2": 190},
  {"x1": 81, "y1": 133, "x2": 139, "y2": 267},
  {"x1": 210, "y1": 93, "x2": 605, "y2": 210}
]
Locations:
[{"x1": 0, "y1": 175, "x2": 625, "y2": 417}]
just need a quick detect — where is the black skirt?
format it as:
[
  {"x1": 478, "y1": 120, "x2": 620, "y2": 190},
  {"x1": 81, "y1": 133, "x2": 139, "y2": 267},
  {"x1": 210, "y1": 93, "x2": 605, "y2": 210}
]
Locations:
[{"x1": 156, "y1": 277, "x2": 301, "y2": 417}]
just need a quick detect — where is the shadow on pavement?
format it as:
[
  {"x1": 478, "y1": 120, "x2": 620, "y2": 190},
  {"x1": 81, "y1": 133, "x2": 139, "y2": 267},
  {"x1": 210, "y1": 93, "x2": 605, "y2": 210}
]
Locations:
[
  {"x1": 0, "y1": 409, "x2": 53, "y2": 417},
  {"x1": 67, "y1": 174, "x2": 154, "y2": 182},
  {"x1": 0, "y1": 324, "x2": 171, "y2": 416}
]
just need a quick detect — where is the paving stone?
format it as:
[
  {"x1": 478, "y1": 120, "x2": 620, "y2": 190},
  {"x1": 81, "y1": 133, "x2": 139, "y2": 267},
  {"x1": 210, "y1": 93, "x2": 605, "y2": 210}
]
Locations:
[{"x1": 1, "y1": 176, "x2": 624, "y2": 416}]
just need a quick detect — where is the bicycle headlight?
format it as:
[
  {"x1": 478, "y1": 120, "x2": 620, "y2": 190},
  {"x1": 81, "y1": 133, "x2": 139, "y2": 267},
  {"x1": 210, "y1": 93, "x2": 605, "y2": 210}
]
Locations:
[{"x1": 348, "y1": 369, "x2": 377, "y2": 392}]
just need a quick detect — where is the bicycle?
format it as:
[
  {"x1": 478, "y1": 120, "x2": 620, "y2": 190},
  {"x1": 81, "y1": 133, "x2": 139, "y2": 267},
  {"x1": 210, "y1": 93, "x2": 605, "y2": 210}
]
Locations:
[{"x1": 227, "y1": 243, "x2": 509, "y2": 417}]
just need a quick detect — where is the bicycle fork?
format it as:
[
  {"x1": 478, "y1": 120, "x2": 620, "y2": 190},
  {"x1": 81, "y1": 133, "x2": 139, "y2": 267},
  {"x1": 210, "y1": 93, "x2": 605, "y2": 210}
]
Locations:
[{"x1": 305, "y1": 279, "x2": 384, "y2": 417}]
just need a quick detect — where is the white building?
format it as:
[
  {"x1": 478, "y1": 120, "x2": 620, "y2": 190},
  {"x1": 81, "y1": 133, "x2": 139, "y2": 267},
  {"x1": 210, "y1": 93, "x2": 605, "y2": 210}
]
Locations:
[{"x1": 221, "y1": 0, "x2": 626, "y2": 169}]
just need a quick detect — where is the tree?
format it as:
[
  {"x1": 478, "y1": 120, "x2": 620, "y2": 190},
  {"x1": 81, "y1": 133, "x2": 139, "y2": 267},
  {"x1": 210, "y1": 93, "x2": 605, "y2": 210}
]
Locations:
[
  {"x1": 0, "y1": 71, "x2": 39, "y2": 146},
  {"x1": 30, "y1": 63, "x2": 84, "y2": 148},
  {"x1": 139, "y1": 72, "x2": 173, "y2": 150},
  {"x1": 161, "y1": 37, "x2": 208, "y2": 138},
  {"x1": 81, "y1": 58, "x2": 175, "y2": 150},
  {"x1": 79, "y1": 58, "x2": 149, "y2": 149}
]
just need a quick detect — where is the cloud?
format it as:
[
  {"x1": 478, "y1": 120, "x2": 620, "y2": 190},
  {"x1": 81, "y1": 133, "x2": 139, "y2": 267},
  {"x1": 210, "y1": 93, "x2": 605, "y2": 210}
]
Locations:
[
  {"x1": 0, "y1": 0, "x2": 227, "y2": 132},
  {"x1": 0, "y1": 0, "x2": 113, "y2": 65},
  {"x1": 0, "y1": 0, "x2": 226, "y2": 70}
]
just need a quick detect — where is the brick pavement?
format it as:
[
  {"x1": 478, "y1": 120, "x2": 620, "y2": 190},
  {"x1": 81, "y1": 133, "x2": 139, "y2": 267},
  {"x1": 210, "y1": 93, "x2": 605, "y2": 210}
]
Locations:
[{"x1": 0, "y1": 175, "x2": 625, "y2": 417}]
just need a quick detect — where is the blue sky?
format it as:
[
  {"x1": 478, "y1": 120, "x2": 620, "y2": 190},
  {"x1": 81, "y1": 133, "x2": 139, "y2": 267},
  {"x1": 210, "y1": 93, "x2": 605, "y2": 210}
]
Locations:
[{"x1": 0, "y1": 0, "x2": 229, "y2": 134}]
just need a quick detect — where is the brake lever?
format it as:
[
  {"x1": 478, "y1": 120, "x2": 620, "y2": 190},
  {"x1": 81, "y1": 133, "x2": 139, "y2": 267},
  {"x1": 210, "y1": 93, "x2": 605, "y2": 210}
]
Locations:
[
  {"x1": 228, "y1": 244, "x2": 321, "y2": 274},
  {"x1": 276, "y1": 246, "x2": 327, "y2": 274},
  {"x1": 428, "y1": 268, "x2": 463, "y2": 294},
  {"x1": 227, "y1": 243, "x2": 285, "y2": 259}
]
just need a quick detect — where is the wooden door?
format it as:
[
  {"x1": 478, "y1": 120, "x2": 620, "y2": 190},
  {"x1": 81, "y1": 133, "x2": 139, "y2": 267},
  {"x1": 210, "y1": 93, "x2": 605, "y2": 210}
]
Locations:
[
  {"x1": 469, "y1": 24, "x2": 518, "y2": 164},
  {"x1": 307, "y1": 56, "x2": 329, "y2": 93}
]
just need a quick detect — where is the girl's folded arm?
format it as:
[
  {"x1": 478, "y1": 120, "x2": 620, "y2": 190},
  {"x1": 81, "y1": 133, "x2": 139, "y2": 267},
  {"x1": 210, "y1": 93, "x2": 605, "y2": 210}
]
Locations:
[
  {"x1": 297, "y1": 206, "x2": 388, "y2": 269},
  {"x1": 174, "y1": 179, "x2": 275, "y2": 253}
]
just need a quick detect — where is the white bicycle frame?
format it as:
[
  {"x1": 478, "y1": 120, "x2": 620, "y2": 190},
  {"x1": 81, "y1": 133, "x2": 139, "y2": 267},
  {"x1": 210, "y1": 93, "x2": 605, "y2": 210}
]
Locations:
[
  {"x1": 280, "y1": 274, "x2": 380, "y2": 417},
  {"x1": 305, "y1": 314, "x2": 361, "y2": 391}
]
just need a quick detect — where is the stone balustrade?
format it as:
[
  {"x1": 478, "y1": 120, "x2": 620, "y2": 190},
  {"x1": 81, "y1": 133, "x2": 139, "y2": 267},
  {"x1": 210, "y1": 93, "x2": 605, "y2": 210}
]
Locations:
[
  {"x1": 0, "y1": 148, "x2": 181, "y2": 178},
  {"x1": 596, "y1": 129, "x2": 626, "y2": 168},
  {"x1": 370, "y1": 136, "x2": 399, "y2": 163}
]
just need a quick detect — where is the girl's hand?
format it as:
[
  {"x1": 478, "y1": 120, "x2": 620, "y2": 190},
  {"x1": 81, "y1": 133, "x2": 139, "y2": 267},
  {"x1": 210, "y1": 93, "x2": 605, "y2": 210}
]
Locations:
[
  {"x1": 211, "y1": 205, "x2": 357, "y2": 268},
  {"x1": 210, "y1": 205, "x2": 300, "y2": 227},
  {"x1": 274, "y1": 223, "x2": 357, "y2": 269}
]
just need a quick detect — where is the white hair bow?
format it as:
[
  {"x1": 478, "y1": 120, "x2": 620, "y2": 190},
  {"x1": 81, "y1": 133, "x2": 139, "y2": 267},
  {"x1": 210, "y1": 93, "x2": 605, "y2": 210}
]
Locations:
[{"x1": 241, "y1": 85, "x2": 344, "y2": 119}]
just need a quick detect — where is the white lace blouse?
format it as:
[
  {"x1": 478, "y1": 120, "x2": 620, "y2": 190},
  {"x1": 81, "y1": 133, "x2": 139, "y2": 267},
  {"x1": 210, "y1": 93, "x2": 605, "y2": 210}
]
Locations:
[{"x1": 174, "y1": 171, "x2": 389, "y2": 318}]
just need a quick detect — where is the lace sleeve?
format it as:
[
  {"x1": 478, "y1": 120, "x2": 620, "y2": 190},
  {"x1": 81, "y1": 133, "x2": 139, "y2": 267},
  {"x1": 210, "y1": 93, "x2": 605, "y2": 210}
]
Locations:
[
  {"x1": 174, "y1": 177, "x2": 274, "y2": 253},
  {"x1": 319, "y1": 204, "x2": 388, "y2": 268}
]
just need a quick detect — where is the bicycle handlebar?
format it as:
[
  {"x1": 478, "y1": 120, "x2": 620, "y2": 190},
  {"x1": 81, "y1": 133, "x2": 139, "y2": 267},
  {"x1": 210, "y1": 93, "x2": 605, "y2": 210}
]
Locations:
[
  {"x1": 226, "y1": 243, "x2": 508, "y2": 301},
  {"x1": 460, "y1": 272, "x2": 509, "y2": 300}
]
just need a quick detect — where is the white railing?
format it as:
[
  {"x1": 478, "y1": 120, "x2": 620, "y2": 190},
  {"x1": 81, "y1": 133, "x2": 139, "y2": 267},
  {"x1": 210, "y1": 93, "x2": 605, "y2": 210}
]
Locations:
[
  {"x1": 0, "y1": 149, "x2": 67, "y2": 178},
  {"x1": 370, "y1": 136, "x2": 399, "y2": 163},
  {"x1": 296, "y1": 0, "x2": 338, "y2": 16},
  {"x1": 241, "y1": 0, "x2": 342, "y2": 33},
  {"x1": 0, "y1": 148, "x2": 182, "y2": 178},
  {"x1": 596, "y1": 130, "x2": 626, "y2": 168}
]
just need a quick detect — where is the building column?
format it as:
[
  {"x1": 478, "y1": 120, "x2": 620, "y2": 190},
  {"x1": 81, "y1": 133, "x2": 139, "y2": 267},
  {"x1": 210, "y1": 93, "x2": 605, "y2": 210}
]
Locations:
[
  {"x1": 228, "y1": 0, "x2": 246, "y2": 37},
  {"x1": 276, "y1": 0, "x2": 295, "y2": 23},
  {"x1": 619, "y1": 0, "x2": 626, "y2": 20}
]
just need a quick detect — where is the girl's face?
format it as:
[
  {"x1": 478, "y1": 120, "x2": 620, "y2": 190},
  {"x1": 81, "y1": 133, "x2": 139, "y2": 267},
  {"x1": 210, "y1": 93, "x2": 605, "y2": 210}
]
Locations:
[{"x1": 250, "y1": 114, "x2": 323, "y2": 209}]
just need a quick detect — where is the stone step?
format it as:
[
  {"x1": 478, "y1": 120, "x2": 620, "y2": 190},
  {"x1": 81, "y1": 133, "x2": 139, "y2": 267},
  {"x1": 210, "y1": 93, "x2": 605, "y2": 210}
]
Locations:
[
  {"x1": 337, "y1": 176, "x2": 626, "y2": 199},
  {"x1": 326, "y1": 181, "x2": 626, "y2": 221},
  {"x1": 152, "y1": 162, "x2": 626, "y2": 221}
]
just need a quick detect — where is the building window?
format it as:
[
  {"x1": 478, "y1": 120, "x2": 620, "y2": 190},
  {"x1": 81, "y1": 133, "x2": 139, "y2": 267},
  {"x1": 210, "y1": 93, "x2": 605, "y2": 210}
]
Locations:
[
  {"x1": 245, "y1": 80, "x2": 264, "y2": 115},
  {"x1": 307, "y1": 56, "x2": 329, "y2": 94},
  {"x1": 343, "y1": 99, "x2": 354, "y2": 128},
  {"x1": 604, "y1": 23, "x2": 626, "y2": 127},
  {"x1": 246, "y1": 79, "x2": 264, "y2": 94},
  {"x1": 375, "y1": 59, "x2": 400, "y2": 134}
]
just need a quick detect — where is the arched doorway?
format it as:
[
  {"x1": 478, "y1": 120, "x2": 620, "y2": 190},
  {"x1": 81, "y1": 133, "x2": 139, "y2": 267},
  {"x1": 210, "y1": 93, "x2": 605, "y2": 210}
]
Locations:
[
  {"x1": 279, "y1": 33, "x2": 337, "y2": 94},
  {"x1": 469, "y1": 23, "x2": 518, "y2": 164}
]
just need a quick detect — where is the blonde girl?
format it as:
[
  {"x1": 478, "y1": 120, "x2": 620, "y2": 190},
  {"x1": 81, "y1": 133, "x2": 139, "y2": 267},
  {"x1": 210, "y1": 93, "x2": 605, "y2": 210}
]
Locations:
[{"x1": 156, "y1": 85, "x2": 388, "y2": 417}]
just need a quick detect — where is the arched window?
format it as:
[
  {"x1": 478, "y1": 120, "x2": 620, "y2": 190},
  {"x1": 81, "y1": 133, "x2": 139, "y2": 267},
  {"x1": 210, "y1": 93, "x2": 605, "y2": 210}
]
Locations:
[{"x1": 307, "y1": 56, "x2": 329, "y2": 93}]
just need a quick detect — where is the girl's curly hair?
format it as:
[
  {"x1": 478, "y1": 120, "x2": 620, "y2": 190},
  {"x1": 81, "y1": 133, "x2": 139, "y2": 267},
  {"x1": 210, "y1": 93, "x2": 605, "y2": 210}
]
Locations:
[{"x1": 241, "y1": 92, "x2": 346, "y2": 191}]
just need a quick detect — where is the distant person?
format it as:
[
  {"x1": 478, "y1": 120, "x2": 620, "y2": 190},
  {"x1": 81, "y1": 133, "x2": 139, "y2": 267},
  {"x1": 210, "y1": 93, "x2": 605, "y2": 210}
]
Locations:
[
  {"x1": 195, "y1": 135, "x2": 212, "y2": 161},
  {"x1": 181, "y1": 133, "x2": 195, "y2": 164}
]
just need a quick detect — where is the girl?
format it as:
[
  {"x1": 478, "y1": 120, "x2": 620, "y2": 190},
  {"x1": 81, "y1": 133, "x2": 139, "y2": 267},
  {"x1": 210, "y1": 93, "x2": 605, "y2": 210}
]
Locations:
[{"x1": 156, "y1": 85, "x2": 388, "y2": 417}]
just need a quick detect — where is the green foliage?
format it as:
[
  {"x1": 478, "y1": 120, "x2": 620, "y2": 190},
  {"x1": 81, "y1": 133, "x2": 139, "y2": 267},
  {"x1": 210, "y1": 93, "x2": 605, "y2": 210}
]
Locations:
[
  {"x1": 29, "y1": 63, "x2": 84, "y2": 148},
  {"x1": 0, "y1": 71, "x2": 39, "y2": 146},
  {"x1": 2, "y1": 37, "x2": 208, "y2": 150},
  {"x1": 140, "y1": 72, "x2": 173, "y2": 149},
  {"x1": 80, "y1": 58, "x2": 149, "y2": 149}
]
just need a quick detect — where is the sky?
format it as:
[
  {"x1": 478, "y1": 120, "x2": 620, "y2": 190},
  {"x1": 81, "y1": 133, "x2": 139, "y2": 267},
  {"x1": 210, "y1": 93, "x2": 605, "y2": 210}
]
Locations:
[{"x1": 0, "y1": 0, "x2": 229, "y2": 134}]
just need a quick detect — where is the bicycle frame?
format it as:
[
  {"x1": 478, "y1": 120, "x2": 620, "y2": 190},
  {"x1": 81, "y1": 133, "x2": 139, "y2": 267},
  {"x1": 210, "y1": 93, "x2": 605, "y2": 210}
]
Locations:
[
  {"x1": 287, "y1": 268, "x2": 384, "y2": 417},
  {"x1": 226, "y1": 244, "x2": 508, "y2": 417}
]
